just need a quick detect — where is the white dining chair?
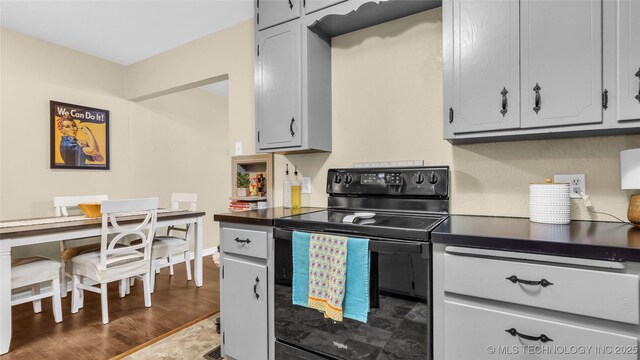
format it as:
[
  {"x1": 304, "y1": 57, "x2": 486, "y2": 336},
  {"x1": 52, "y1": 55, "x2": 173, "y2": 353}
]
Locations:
[
  {"x1": 70, "y1": 198, "x2": 158, "y2": 324},
  {"x1": 150, "y1": 193, "x2": 197, "y2": 293},
  {"x1": 11, "y1": 257, "x2": 63, "y2": 323},
  {"x1": 53, "y1": 194, "x2": 108, "y2": 297}
]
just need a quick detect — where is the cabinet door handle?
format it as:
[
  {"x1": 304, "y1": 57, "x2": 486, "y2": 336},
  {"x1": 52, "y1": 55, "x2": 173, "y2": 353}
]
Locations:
[
  {"x1": 533, "y1": 83, "x2": 541, "y2": 114},
  {"x1": 290, "y1": 117, "x2": 296, "y2": 137},
  {"x1": 500, "y1": 87, "x2": 508, "y2": 116},
  {"x1": 234, "y1": 237, "x2": 251, "y2": 245},
  {"x1": 253, "y1": 276, "x2": 260, "y2": 300},
  {"x1": 288, "y1": 0, "x2": 293, "y2": 9},
  {"x1": 506, "y1": 275, "x2": 553, "y2": 287},
  {"x1": 449, "y1": 107, "x2": 454, "y2": 123},
  {"x1": 635, "y1": 67, "x2": 640, "y2": 104},
  {"x1": 506, "y1": 328, "x2": 553, "y2": 343},
  {"x1": 603, "y1": 89, "x2": 609, "y2": 110}
]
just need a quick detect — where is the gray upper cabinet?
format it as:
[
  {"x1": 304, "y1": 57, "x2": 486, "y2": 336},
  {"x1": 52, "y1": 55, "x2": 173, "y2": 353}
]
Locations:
[
  {"x1": 451, "y1": 0, "x2": 520, "y2": 134},
  {"x1": 257, "y1": 0, "x2": 301, "y2": 30},
  {"x1": 304, "y1": 0, "x2": 347, "y2": 14},
  {"x1": 520, "y1": 0, "x2": 602, "y2": 129},
  {"x1": 257, "y1": 22, "x2": 303, "y2": 150},
  {"x1": 614, "y1": 0, "x2": 640, "y2": 122},
  {"x1": 444, "y1": 0, "x2": 640, "y2": 144}
]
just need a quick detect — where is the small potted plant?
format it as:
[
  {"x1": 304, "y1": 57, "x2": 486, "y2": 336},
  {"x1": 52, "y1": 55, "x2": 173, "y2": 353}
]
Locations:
[{"x1": 236, "y1": 171, "x2": 251, "y2": 197}]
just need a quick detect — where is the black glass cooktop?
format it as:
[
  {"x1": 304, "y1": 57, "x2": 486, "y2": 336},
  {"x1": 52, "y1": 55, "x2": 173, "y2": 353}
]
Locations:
[{"x1": 274, "y1": 210, "x2": 446, "y2": 242}]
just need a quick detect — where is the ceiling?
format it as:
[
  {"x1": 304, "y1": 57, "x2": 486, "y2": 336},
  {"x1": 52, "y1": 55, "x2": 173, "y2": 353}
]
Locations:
[{"x1": 0, "y1": 0, "x2": 254, "y2": 66}]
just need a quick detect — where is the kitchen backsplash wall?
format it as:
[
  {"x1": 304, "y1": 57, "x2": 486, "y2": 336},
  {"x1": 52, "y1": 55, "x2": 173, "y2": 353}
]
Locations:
[{"x1": 274, "y1": 8, "x2": 640, "y2": 221}]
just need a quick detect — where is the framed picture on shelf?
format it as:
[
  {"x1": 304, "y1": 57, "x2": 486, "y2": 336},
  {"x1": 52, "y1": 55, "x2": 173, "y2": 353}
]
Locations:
[{"x1": 50, "y1": 101, "x2": 110, "y2": 170}]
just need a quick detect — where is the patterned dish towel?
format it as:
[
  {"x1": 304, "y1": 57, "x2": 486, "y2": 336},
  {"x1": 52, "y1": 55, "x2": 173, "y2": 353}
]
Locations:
[{"x1": 307, "y1": 233, "x2": 348, "y2": 321}]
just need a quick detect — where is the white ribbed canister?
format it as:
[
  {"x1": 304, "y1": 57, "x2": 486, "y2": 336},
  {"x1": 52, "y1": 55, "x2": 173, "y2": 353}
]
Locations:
[{"x1": 529, "y1": 182, "x2": 571, "y2": 224}]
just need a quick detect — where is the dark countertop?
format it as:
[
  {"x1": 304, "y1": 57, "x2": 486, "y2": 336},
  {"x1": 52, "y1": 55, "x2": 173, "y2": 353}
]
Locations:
[
  {"x1": 213, "y1": 207, "x2": 325, "y2": 226},
  {"x1": 432, "y1": 215, "x2": 640, "y2": 262}
]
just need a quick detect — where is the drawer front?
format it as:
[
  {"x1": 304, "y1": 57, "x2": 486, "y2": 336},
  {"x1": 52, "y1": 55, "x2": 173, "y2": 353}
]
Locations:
[
  {"x1": 222, "y1": 228, "x2": 268, "y2": 259},
  {"x1": 444, "y1": 301, "x2": 639, "y2": 360},
  {"x1": 444, "y1": 253, "x2": 640, "y2": 324}
]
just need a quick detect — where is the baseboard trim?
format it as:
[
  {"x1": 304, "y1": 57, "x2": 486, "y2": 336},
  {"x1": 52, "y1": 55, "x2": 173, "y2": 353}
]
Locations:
[{"x1": 110, "y1": 311, "x2": 220, "y2": 360}]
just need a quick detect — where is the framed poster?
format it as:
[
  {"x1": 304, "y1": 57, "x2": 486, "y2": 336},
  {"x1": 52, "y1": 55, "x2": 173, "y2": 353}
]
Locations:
[{"x1": 50, "y1": 101, "x2": 109, "y2": 170}]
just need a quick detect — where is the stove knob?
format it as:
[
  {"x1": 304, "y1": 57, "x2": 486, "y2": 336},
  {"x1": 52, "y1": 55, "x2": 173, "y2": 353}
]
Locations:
[
  {"x1": 414, "y1": 174, "x2": 425, "y2": 185},
  {"x1": 344, "y1": 174, "x2": 353, "y2": 185},
  {"x1": 333, "y1": 174, "x2": 342, "y2": 184},
  {"x1": 427, "y1": 172, "x2": 439, "y2": 184}
]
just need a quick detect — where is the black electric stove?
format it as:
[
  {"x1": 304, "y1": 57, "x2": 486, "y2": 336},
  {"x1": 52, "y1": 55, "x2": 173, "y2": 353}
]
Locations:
[{"x1": 273, "y1": 166, "x2": 449, "y2": 360}]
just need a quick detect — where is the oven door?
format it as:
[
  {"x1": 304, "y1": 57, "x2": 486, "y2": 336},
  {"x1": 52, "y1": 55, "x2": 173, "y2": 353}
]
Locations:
[{"x1": 273, "y1": 228, "x2": 432, "y2": 360}]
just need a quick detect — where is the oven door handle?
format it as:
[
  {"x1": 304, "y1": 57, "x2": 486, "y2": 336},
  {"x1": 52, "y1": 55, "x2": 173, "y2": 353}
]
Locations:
[{"x1": 274, "y1": 228, "x2": 425, "y2": 255}]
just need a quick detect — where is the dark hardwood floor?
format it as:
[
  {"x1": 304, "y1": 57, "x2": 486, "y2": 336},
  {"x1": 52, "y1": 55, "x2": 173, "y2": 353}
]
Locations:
[{"x1": 4, "y1": 260, "x2": 220, "y2": 360}]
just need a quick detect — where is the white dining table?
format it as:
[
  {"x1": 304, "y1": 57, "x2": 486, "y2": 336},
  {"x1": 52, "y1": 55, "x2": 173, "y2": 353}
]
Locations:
[{"x1": 0, "y1": 209, "x2": 206, "y2": 355}]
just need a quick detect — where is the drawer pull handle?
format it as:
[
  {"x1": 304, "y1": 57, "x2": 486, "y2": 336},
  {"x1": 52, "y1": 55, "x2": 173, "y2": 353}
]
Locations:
[
  {"x1": 506, "y1": 328, "x2": 553, "y2": 343},
  {"x1": 506, "y1": 275, "x2": 553, "y2": 287},
  {"x1": 234, "y1": 237, "x2": 252, "y2": 245},
  {"x1": 253, "y1": 276, "x2": 260, "y2": 300}
]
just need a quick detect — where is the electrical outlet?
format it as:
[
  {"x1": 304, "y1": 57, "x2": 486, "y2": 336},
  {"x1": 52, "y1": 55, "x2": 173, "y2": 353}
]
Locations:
[
  {"x1": 554, "y1": 174, "x2": 586, "y2": 199},
  {"x1": 302, "y1": 177, "x2": 312, "y2": 194}
]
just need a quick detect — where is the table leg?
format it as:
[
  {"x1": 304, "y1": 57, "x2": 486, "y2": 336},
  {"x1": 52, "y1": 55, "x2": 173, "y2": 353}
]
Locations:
[
  {"x1": 0, "y1": 247, "x2": 12, "y2": 354},
  {"x1": 194, "y1": 216, "x2": 203, "y2": 287}
]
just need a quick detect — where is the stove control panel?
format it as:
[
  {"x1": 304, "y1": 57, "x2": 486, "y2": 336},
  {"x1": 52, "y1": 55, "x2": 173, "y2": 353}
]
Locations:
[{"x1": 327, "y1": 166, "x2": 449, "y2": 197}]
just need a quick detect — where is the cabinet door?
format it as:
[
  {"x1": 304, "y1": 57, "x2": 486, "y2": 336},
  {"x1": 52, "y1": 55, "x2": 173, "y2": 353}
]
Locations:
[
  {"x1": 258, "y1": 0, "x2": 301, "y2": 30},
  {"x1": 521, "y1": 0, "x2": 602, "y2": 128},
  {"x1": 221, "y1": 257, "x2": 268, "y2": 360},
  {"x1": 257, "y1": 22, "x2": 303, "y2": 150},
  {"x1": 451, "y1": 0, "x2": 520, "y2": 134},
  {"x1": 617, "y1": 0, "x2": 640, "y2": 121},
  {"x1": 304, "y1": 0, "x2": 346, "y2": 14}
]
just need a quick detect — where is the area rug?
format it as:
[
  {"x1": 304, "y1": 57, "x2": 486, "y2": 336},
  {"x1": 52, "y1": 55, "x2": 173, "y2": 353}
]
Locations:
[{"x1": 112, "y1": 312, "x2": 221, "y2": 360}]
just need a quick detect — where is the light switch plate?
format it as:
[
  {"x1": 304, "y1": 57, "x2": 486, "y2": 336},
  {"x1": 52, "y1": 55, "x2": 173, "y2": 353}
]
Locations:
[
  {"x1": 302, "y1": 177, "x2": 312, "y2": 194},
  {"x1": 234, "y1": 142, "x2": 243, "y2": 155}
]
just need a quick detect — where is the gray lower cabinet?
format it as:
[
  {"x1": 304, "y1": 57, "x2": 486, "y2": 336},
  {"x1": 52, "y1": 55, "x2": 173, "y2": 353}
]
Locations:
[
  {"x1": 221, "y1": 257, "x2": 268, "y2": 360},
  {"x1": 220, "y1": 223, "x2": 274, "y2": 360},
  {"x1": 433, "y1": 245, "x2": 640, "y2": 360},
  {"x1": 257, "y1": 0, "x2": 301, "y2": 30}
]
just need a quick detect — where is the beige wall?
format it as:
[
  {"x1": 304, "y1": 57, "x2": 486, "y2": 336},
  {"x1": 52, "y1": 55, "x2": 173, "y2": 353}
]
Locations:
[
  {"x1": 131, "y1": 88, "x2": 230, "y2": 250},
  {"x1": 126, "y1": 19, "x2": 256, "y2": 159},
  {"x1": 0, "y1": 28, "x2": 229, "y2": 258},
  {"x1": 0, "y1": 29, "x2": 131, "y2": 221},
  {"x1": 275, "y1": 8, "x2": 640, "y2": 222}
]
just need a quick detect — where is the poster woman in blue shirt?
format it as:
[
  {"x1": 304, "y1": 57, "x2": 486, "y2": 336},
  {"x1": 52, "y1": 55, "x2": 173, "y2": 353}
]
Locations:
[{"x1": 57, "y1": 114, "x2": 104, "y2": 166}]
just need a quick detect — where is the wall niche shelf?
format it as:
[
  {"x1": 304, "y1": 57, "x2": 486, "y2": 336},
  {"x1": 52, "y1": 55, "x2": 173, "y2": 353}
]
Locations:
[{"x1": 231, "y1": 154, "x2": 273, "y2": 208}]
